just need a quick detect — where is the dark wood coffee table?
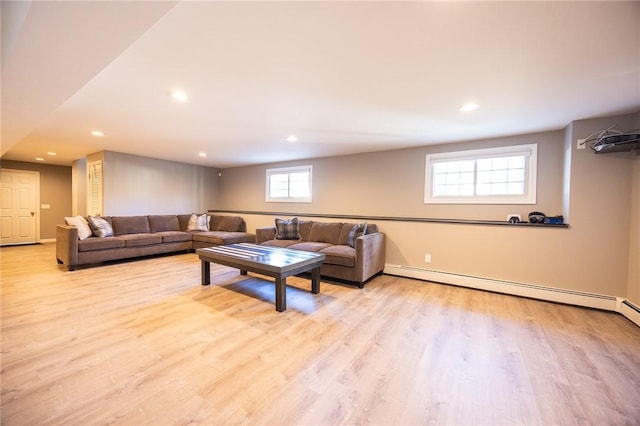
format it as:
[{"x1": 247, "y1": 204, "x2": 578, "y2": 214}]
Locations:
[{"x1": 196, "y1": 243, "x2": 326, "y2": 312}]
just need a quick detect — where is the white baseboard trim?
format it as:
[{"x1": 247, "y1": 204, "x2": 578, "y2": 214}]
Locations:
[
  {"x1": 618, "y1": 299, "x2": 640, "y2": 327},
  {"x1": 384, "y1": 264, "x2": 639, "y2": 327}
]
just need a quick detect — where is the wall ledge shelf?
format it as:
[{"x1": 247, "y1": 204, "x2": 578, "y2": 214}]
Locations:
[{"x1": 209, "y1": 210, "x2": 570, "y2": 228}]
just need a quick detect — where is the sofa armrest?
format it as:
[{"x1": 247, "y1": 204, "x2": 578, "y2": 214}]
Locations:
[
  {"x1": 56, "y1": 225, "x2": 79, "y2": 270},
  {"x1": 255, "y1": 227, "x2": 276, "y2": 244},
  {"x1": 355, "y1": 232, "x2": 386, "y2": 285}
]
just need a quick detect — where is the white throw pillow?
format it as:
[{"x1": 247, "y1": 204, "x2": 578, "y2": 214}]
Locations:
[
  {"x1": 187, "y1": 213, "x2": 209, "y2": 231},
  {"x1": 64, "y1": 216, "x2": 93, "y2": 240}
]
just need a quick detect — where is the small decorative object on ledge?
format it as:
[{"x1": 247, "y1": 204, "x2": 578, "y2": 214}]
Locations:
[
  {"x1": 544, "y1": 215, "x2": 564, "y2": 225},
  {"x1": 581, "y1": 125, "x2": 640, "y2": 154}
]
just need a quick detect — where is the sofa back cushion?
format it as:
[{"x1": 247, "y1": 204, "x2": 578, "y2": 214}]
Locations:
[
  {"x1": 148, "y1": 215, "x2": 180, "y2": 232},
  {"x1": 299, "y1": 221, "x2": 313, "y2": 241},
  {"x1": 111, "y1": 216, "x2": 151, "y2": 236},
  {"x1": 177, "y1": 214, "x2": 193, "y2": 231},
  {"x1": 217, "y1": 216, "x2": 244, "y2": 232},
  {"x1": 340, "y1": 223, "x2": 356, "y2": 245},
  {"x1": 308, "y1": 222, "x2": 342, "y2": 245},
  {"x1": 208, "y1": 215, "x2": 223, "y2": 231}
]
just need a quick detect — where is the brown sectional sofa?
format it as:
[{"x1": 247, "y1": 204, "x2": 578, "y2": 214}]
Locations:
[
  {"x1": 255, "y1": 220, "x2": 386, "y2": 287},
  {"x1": 56, "y1": 214, "x2": 255, "y2": 270}
]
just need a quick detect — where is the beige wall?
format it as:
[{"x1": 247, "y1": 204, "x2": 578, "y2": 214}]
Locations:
[
  {"x1": 100, "y1": 151, "x2": 220, "y2": 216},
  {"x1": 219, "y1": 112, "x2": 639, "y2": 299},
  {"x1": 220, "y1": 130, "x2": 564, "y2": 220},
  {"x1": 0, "y1": 160, "x2": 72, "y2": 240}
]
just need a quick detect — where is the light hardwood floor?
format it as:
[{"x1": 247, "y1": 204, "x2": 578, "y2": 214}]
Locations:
[{"x1": 1, "y1": 243, "x2": 639, "y2": 425}]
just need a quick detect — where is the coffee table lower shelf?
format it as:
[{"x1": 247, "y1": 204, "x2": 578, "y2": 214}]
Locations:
[{"x1": 196, "y1": 244, "x2": 326, "y2": 312}]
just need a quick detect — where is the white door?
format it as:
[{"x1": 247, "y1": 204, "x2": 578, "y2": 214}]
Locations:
[{"x1": 0, "y1": 169, "x2": 39, "y2": 245}]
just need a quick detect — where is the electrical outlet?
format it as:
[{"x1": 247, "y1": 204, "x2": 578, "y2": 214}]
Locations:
[
  {"x1": 424, "y1": 254, "x2": 432, "y2": 263},
  {"x1": 577, "y1": 138, "x2": 586, "y2": 150}
]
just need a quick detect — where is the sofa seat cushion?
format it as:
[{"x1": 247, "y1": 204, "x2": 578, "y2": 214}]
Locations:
[
  {"x1": 118, "y1": 233, "x2": 162, "y2": 247},
  {"x1": 260, "y1": 239, "x2": 300, "y2": 248},
  {"x1": 78, "y1": 237, "x2": 124, "y2": 252},
  {"x1": 192, "y1": 231, "x2": 255, "y2": 245},
  {"x1": 156, "y1": 231, "x2": 193, "y2": 243},
  {"x1": 320, "y1": 245, "x2": 356, "y2": 267},
  {"x1": 288, "y1": 242, "x2": 332, "y2": 252}
]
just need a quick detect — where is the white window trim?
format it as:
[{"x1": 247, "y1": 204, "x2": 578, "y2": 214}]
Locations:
[
  {"x1": 424, "y1": 144, "x2": 537, "y2": 205},
  {"x1": 266, "y1": 165, "x2": 313, "y2": 203}
]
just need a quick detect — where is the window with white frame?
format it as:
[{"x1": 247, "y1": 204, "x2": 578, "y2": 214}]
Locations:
[
  {"x1": 424, "y1": 144, "x2": 537, "y2": 204},
  {"x1": 266, "y1": 165, "x2": 313, "y2": 202}
]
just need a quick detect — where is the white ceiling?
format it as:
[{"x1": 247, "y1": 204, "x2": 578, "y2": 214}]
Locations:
[{"x1": 2, "y1": 1, "x2": 639, "y2": 169}]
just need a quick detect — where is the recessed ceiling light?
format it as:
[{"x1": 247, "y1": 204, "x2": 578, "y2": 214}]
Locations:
[
  {"x1": 47, "y1": 152, "x2": 57, "y2": 156},
  {"x1": 171, "y1": 90, "x2": 188, "y2": 102},
  {"x1": 91, "y1": 130, "x2": 104, "y2": 137},
  {"x1": 286, "y1": 135, "x2": 298, "y2": 143},
  {"x1": 460, "y1": 102, "x2": 479, "y2": 112},
  {"x1": 198, "y1": 152, "x2": 207, "y2": 157},
  {"x1": 35, "y1": 157, "x2": 44, "y2": 161}
]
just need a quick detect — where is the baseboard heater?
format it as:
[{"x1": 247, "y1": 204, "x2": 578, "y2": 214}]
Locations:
[{"x1": 384, "y1": 264, "x2": 639, "y2": 327}]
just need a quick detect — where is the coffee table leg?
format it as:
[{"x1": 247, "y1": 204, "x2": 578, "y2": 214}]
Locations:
[
  {"x1": 201, "y1": 260, "x2": 210, "y2": 285},
  {"x1": 275, "y1": 276, "x2": 286, "y2": 312},
  {"x1": 311, "y1": 267, "x2": 321, "y2": 294}
]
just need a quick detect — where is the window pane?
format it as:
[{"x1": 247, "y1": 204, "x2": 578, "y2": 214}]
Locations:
[
  {"x1": 477, "y1": 171, "x2": 491, "y2": 184},
  {"x1": 446, "y1": 162, "x2": 461, "y2": 173},
  {"x1": 508, "y1": 169, "x2": 524, "y2": 182},
  {"x1": 508, "y1": 182, "x2": 524, "y2": 194},
  {"x1": 477, "y1": 159, "x2": 492, "y2": 171},
  {"x1": 425, "y1": 144, "x2": 536, "y2": 204},
  {"x1": 492, "y1": 157, "x2": 508, "y2": 170},
  {"x1": 267, "y1": 166, "x2": 312, "y2": 202},
  {"x1": 492, "y1": 170, "x2": 508, "y2": 183},
  {"x1": 477, "y1": 183, "x2": 491, "y2": 195},
  {"x1": 433, "y1": 163, "x2": 448, "y2": 174},
  {"x1": 508, "y1": 156, "x2": 525, "y2": 168},
  {"x1": 492, "y1": 183, "x2": 507, "y2": 194},
  {"x1": 289, "y1": 172, "x2": 309, "y2": 197},
  {"x1": 445, "y1": 185, "x2": 459, "y2": 196},
  {"x1": 460, "y1": 160, "x2": 475, "y2": 172},
  {"x1": 459, "y1": 184, "x2": 474, "y2": 196},
  {"x1": 446, "y1": 173, "x2": 460, "y2": 185},
  {"x1": 269, "y1": 175, "x2": 288, "y2": 197},
  {"x1": 460, "y1": 172, "x2": 474, "y2": 184}
]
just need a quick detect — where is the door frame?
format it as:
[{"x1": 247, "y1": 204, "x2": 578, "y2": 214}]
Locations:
[{"x1": 0, "y1": 168, "x2": 41, "y2": 245}]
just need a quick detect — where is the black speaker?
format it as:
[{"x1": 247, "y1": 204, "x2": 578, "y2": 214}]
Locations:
[{"x1": 528, "y1": 211, "x2": 546, "y2": 224}]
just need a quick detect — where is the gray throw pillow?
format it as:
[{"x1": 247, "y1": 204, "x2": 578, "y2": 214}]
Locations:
[
  {"x1": 348, "y1": 222, "x2": 368, "y2": 248},
  {"x1": 275, "y1": 217, "x2": 301, "y2": 240},
  {"x1": 87, "y1": 216, "x2": 114, "y2": 238}
]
